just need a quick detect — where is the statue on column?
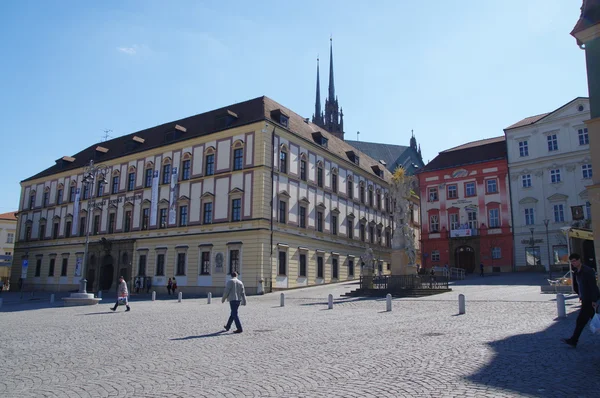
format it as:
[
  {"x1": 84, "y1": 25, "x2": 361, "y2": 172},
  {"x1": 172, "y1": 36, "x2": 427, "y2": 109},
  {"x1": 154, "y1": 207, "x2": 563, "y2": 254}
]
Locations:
[{"x1": 390, "y1": 167, "x2": 417, "y2": 273}]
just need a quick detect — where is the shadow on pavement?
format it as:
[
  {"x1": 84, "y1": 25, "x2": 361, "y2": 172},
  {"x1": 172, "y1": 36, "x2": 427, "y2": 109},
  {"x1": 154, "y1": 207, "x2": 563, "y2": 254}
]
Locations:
[
  {"x1": 171, "y1": 331, "x2": 227, "y2": 340},
  {"x1": 450, "y1": 273, "x2": 552, "y2": 287},
  {"x1": 79, "y1": 311, "x2": 117, "y2": 316}
]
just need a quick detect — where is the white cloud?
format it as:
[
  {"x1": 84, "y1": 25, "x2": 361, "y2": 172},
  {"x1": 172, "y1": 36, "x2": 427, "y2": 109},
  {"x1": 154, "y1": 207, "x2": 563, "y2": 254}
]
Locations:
[{"x1": 117, "y1": 46, "x2": 137, "y2": 55}]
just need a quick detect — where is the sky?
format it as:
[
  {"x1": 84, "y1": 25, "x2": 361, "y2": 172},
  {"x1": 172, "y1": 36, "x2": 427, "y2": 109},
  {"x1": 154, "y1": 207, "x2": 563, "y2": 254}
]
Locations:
[{"x1": 0, "y1": 0, "x2": 589, "y2": 213}]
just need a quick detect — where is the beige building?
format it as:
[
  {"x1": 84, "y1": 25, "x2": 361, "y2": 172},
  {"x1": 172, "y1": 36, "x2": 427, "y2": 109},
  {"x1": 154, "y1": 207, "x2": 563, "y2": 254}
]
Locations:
[
  {"x1": 0, "y1": 211, "x2": 17, "y2": 287},
  {"x1": 11, "y1": 97, "x2": 397, "y2": 295}
]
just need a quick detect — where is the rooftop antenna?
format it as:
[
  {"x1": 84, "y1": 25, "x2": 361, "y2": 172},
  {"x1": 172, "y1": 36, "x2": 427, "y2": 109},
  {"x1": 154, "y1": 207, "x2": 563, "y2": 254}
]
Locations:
[
  {"x1": 101, "y1": 129, "x2": 112, "y2": 142},
  {"x1": 357, "y1": 131, "x2": 360, "y2": 141}
]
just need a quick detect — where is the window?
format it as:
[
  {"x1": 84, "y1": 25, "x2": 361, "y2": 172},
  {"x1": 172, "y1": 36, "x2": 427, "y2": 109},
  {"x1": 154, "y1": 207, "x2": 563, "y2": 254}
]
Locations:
[
  {"x1": 347, "y1": 180, "x2": 354, "y2": 199},
  {"x1": 447, "y1": 184, "x2": 457, "y2": 199},
  {"x1": 128, "y1": 172, "x2": 135, "y2": 191},
  {"x1": 233, "y1": 149, "x2": 243, "y2": 171},
  {"x1": 79, "y1": 217, "x2": 86, "y2": 237},
  {"x1": 522, "y1": 174, "x2": 531, "y2": 188},
  {"x1": 467, "y1": 211, "x2": 477, "y2": 229},
  {"x1": 124, "y1": 211, "x2": 132, "y2": 232},
  {"x1": 299, "y1": 206, "x2": 307, "y2": 228},
  {"x1": 525, "y1": 208, "x2": 535, "y2": 225},
  {"x1": 145, "y1": 169, "x2": 153, "y2": 187},
  {"x1": 48, "y1": 258, "x2": 55, "y2": 276},
  {"x1": 332, "y1": 258, "x2": 339, "y2": 279},
  {"x1": 138, "y1": 254, "x2": 147, "y2": 276},
  {"x1": 578, "y1": 128, "x2": 589, "y2": 145},
  {"x1": 525, "y1": 247, "x2": 541, "y2": 266},
  {"x1": 39, "y1": 223, "x2": 45, "y2": 240},
  {"x1": 430, "y1": 215, "x2": 439, "y2": 232},
  {"x1": 550, "y1": 169, "x2": 561, "y2": 183},
  {"x1": 553, "y1": 245, "x2": 569, "y2": 264},
  {"x1": 35, "y1": 258, "x2": 42, "y2": 277},
  {"x1": 279, "y1": 200, "x2": 286, "y2": 223},
  {"x1": 25, "y1": 225, "x2": 32, "y2": 241},
  {"x1": 142, "y1": 208, "x2": 149, "y2": 230},
  {"x1": 348, "y1": 259, "x2": 354, "y2": 276},
  {"x1": 279, "y1": 149, "x2": 287, "y2": 174},
  {"x1": 203, "y1": 202, "x2": 213, "y2": 224},
  {"x1": 159, "y1": 208, "x2": 167, "y2": 228},
  {"x1": 56, "y1": 188, "x2": 63, "y2": 205},
  {"x1": 347, "y1": 219, "x2": 353, "y2": 239},
  {"x1": 179, "y1": 205, "x2": 188, "y2": 226},
  {"x1": 331, "y1": 215, "x2": 338, "y2": 235},
  {"x1": 52, "y1": 222, "x2": 59, "y2": 239},
  {"x1": 112, "y1": 176, "x2": 120, "y2": 193},
  {"x1": 300, "y1": 159, "x2": 307, "y2": 181},
  {"x1": 6, "y1": 232, "x2": 14, "y2": 243},
  {"x1": 65, "y1": 221, "x2": 71, "y2": 238},
  {"x1": 43, "y1": 191, "x2": 50, "y2": 207},
  {"x1": 492, "y1": 247, "x2": 502, "y2": 259},
  {"x1": 93, "y1": 215, "x2": 100, "y2": 235},
  {"x1": 278, "y1": 251, "x2": 287, "y2": 275},
  {"x1": 162, "y1": 164, "x2": 171, "y2": 184},
  {"x1": 582, "y1": 164, "x2": 593, "y2": 179},
  {"x1": 96, "y1": 180, "x2": 104, "y2": 197},
  {"x1": 205, "y1": 154, "x2": 215, "y2": 176},
  {"x1": 586, "y1": 201, "x2": 592, "y2": 220},
  {"x1": 385, "y1": 197, "x2": 390, "y2": 213},
  {"x1": 29, "y1": 192, "x2": 36, "y2": 209},
  {"x1": 431, "y1": 250, "x2": 440, "y2": 262},
  {"x1": 69, "y1": 186, "x2": 76, "y2": 202},
  {"x1": 182, "y1": 159, "x2": 192, "y2": 179},
  {"x1": 488, "y1": 209, "x2": 499, "y2": 228},
  {"x1": 519, "y1": 140, "x2": 529, "y2": 157},
  {"x1": 332, "y1": 173, "x2": 338, "y2": 193},
  {"x1": 176, "y1": 253, "x2": 186, "y2": 275},
  {"x1": 547, "y1": 134, "x2": 558, "y2": 152},
  {"x1": 360, "y1": 223, "x2": 366, "y2": 241},
  {"x1": 465, "y1": 182, "x2": 476, "y2": 197},
  {"x1": 428, "y1": 187, "x2": 438, "y2": 202},
  {"x1": 376, "y1": 192, "x2": 381, "y2": 209},
  {"x1": 61, "y1": 258, "x2": 68, "y2": 276},
  {"x1": 449, "y1": 213, "x2": 459, "y2": 230},
  {"x1": 200, "y1": 251, "x2": 211, "y2": 275},
  {"x1": 156, "y1": 254, "x2": 165, "y2": 276},
  {"x1": 369, "y1": 225, "x2": 374, "y2": 244},
  {"x1": 317, "y1": 166, "x2": 323, "y2": 188},
  {"x1": 299, "y1": 253, "x2": 307, "y2": 277},
  {"x1": 108, "y1": 213, "x2": 115, "y2": 234},
  {"x1": 553, "y1": 204, "x2": 565, "y2": 223},
  {"x1": 231, "y1": 199, "x2": 241, "y2": 222},
  {"x1": 317, "y1": 211, "x2": 323, "y2": 232},
  {"x1": 229, "y1": 249, "x2": 240, "y2": 274},
  {"x1": 317, "y1": 256, "x2": 324, "y2": 278},
  {"x1": 486, "y1": 179, "x2": 498, "y2": 194},
  {"x1": 368, "y1": 189, "x2": 373, "y2": 207},
  {"x1": 385, "y1": 230, "x2": 391, "y2": 247}
]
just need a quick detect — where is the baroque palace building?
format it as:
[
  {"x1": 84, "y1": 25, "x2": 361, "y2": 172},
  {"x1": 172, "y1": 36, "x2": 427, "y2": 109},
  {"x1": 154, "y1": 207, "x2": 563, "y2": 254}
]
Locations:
[{"x1": 11, "y1": 96, "x2": 395, "y2": 295}]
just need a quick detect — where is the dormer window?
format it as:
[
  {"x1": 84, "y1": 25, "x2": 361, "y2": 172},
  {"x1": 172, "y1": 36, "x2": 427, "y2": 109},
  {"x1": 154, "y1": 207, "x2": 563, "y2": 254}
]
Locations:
[
  {"x1": 346, "y1": 151, "x2": 360, "y2": 165},
  {"x1": 371, "y1": 165, "x2": 384, "y2": 178},
  {"x1": 312, "y1": 132, "x2": 328, "y2": 148},
  {"x1": 270, "y1": 109, "x2": 289, "y2": 128},
  {"x1": 216, "y1": 110, "x2": 238, "y2": 129}
]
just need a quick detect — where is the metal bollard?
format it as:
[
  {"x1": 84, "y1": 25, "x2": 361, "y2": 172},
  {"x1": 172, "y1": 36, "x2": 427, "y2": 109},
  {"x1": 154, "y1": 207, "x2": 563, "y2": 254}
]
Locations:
[
  {"x1": 459, "y1": 294, "x2": 466, "y2": 315},
  {"x1": 178, "y1": 292, "x2": 182, "y2": 303},
  {"x1": 207, "y1": 292, "x2": 212, "y2": 304},
  {"x1": 556, "y1": 293, "x2": 566, "y2": 318},
  {"x1": 386, "y1": 293, "x2": 392, "y2": 312},
  {"x1": 280, "y1": 293, "x2": 285, "y2": 307},
  {"x1": 328, "y1": 294, "x2": 333, "y2": 309},
  {"x1": 50, "y1": 294, "x2": 55, "y2": 303},
  {"x1": 152, "y1": 291, "x2": 156, "y2": 301}
]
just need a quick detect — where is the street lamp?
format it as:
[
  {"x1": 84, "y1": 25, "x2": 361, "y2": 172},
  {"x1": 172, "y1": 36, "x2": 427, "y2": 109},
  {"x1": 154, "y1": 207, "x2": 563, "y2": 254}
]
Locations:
[
  {"x1": 78, "y1": 160, "x2": 109, "y2": 293},
  {"x1": 529, "y1": 227, "x2": 535, "y2": 267},
  {"x1": 543, "y1": 219, "x2": 552, "y2": 279}
]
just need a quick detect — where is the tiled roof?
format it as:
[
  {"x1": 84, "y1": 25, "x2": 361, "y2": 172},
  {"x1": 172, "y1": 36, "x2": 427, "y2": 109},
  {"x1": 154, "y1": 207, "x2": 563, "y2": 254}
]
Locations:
[
  {"x1": 420, "y1": 138, "x2": 506, "y2": 173},
  {"x1": 24, "y1": 96, "x2": 391, "y2": 183},
  {"x1": 571, "y1": 0, "x2": 600, "y2": 42},
  {"x1": 345, "y1": 140, "x2": 407, "y2": 166},
  {"x1": 504, "y1": 113, "x2": 550, "y2": 130},
  {"x1": 0, "y1": 211, "x2": 17, "y2": 221}
]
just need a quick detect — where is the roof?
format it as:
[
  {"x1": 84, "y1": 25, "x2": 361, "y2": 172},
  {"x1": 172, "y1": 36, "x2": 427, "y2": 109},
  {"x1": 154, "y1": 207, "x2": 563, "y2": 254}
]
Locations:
[
  {"x1": 571, "y1": 0, "x2": 600, "y2": 43},
  {"x1": 0, "y1": 211, "x2": 17, "y2": 221},
  {"x1": 420, "y1": 137, "x2": 506, "y2": 173},
  {"x1": 345, "y1": 140, "x2": 407, "y2": 166},
  {"x1": 504, "y1": 97, "x2": 589, "y2": 131},
  {"x1": 24, "y1": 96, "x2": 391, "y2": 183}
]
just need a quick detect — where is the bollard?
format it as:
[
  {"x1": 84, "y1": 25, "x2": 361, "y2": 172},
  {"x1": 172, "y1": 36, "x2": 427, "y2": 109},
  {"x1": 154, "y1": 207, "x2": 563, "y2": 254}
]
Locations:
[
  {"x1": 152, "y1": 291, "x2": 156, "y2": 301},
  {"x1": 328, "y1": 294, "x2": 333, "y2": 309},
  {"x1": 557, "y1": 293, "x2": 566, "y2": 318},
  {"x1": 98, "y1": 291, "x2": 102, "y2": 299},
  {"x1": 207, "y1": 292, "x2": 212, "y2": 304},
  {"x1": 280, "y1": 293, "x2": 285, "y2": 307},
  {"x1": 458, "y1": 294, "x2": 466, "y2": 315},
  {"x1": 50, "y1": 294, "x2": 55, "y2": 303},
  {"x1": 178, "y1": 292, "x2": 182, "y2": 303},
  {"x1": 386, "y1": 293, "x2": 392, "y2": 312}
]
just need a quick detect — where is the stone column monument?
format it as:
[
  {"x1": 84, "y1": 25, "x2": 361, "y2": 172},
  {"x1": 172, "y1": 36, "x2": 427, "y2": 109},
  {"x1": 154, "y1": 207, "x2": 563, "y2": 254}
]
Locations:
[{"x1": 389, "y1": 167, "x2": 418, "y2": 276}]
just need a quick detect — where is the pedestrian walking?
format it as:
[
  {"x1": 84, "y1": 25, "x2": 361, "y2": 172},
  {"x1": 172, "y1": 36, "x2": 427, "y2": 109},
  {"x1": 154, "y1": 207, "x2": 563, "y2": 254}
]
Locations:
[
  {"x1": 479, "y1": 262, "x2": 484, "y2": 277},
  {"x1": 146, "y1": 278, "x2": 151, "y2": 294},
  {"x1": 110, "y1": 276, "x2": 131, "y2": 312},
  {"x1": 172, "y1": 278, "x2": 177, "y2": 295},
  {"x1": 135, "y1": 278, "x2": 140, "y2": 294},
  {"x1": 167, "y1": 278, "x2": 172, "y2": 295},
  {"x1": 562, "y1": 253, "x2": 600, "y2": 348},
  {"x1": 221, "y1": 272, "x2": 247, "y2": 333}
]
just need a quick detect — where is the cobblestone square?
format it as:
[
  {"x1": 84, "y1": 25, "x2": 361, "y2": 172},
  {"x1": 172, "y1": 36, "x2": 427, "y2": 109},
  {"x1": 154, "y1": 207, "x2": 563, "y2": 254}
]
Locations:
[{"x1": 1, "y1": 274, "x2": 600, "y2": 398}]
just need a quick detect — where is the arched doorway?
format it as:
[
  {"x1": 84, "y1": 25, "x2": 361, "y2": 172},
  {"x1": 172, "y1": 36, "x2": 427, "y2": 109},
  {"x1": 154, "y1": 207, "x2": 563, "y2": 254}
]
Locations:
[
  {"x1": 100, "y1": 255, "x2": 114, "y2": 291},
  {"x1": 455, "y1": 246, "x2": 475, "y2": 273},
  {"x1": 87, "y1": 255, "x2": 96, "y2": 292}
]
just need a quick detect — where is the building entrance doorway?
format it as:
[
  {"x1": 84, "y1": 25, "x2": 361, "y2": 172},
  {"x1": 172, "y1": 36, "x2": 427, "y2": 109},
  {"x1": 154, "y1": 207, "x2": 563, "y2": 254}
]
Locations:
[
  {"x1": 100, "y1": 255, "x2": 114, "y2": 291},
  {"x1": 455, "y1": 246, "x2": 475, "y2": 273}
]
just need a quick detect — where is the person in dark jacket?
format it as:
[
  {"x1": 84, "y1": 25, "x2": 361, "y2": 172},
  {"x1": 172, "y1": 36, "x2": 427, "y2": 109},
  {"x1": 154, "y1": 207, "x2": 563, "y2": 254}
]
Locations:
[{"x1": 562, "y1": 253, "x2": 599, "y2": 347}]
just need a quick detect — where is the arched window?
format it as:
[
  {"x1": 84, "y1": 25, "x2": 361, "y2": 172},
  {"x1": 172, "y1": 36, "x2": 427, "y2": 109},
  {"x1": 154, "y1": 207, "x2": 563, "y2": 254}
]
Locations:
[
  {"x1": 162, "y1": 157, "x2": 172, "y2": 185},
  {"x1": 299, "y1": 153, "x2": 307, "y2": 181},
  {"x1": 279, "y1": 144, "x2": 288, "y2": 174},
  {"x1": 204, "y1": 147, "x2": 215, "y2": 176},
  {"x1": 231, "y1": 140, "x2": 244, "y2": 171},
  {"x1": 181, "y1": 152, "x2": 192, "y2": 180}
]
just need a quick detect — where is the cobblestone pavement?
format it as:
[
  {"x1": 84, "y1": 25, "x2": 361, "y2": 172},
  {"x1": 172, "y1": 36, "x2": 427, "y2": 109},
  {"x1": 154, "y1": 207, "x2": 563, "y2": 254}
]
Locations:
[{"x1": 1, "y1": 274, "x2": 600, "y2": 397}]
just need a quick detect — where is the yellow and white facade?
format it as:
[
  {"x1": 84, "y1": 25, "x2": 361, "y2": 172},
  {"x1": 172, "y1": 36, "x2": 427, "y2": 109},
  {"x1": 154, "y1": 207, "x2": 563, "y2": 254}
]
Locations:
[{"x1": 11, "y1": 97, "x2": 395, "y2": 294}]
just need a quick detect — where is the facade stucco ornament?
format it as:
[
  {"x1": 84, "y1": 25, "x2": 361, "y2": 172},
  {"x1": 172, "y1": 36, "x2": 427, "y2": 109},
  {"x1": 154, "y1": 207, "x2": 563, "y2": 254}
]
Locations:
[
  {"x1": 534, "y1": 170, "x2": 544, "y2": 177},
  {"x1": 566, "y1": 164, "x2": 577, "y2": 172},
  {"x1": 510, "y1": 174, "x2": 519, "y2": 181},
  {"x1": 390, "y1": 167, "x2": 417, "y2": 266}
]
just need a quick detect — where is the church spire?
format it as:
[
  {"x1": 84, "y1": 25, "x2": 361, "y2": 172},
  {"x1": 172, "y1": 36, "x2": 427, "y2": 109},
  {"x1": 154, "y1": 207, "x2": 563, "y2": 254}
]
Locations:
[
  {"x1": 312, "y1": 57, "x2": 323, "y2": 125},
  {"x1": 328, "y1": 37, "x2": 335, "y2": 103}
]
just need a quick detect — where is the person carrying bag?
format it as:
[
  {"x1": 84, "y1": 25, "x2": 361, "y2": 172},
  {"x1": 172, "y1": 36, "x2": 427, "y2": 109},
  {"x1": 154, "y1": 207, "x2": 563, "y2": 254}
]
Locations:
[{"x1": 111, "y1": 276, "x2": 131, "y2": 312}]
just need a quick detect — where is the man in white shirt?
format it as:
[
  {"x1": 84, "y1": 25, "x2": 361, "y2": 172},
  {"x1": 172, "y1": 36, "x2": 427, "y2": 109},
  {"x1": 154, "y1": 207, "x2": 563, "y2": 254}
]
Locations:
[{"x1": 221, "y1": 272, "x2": 247, "y2": 333}]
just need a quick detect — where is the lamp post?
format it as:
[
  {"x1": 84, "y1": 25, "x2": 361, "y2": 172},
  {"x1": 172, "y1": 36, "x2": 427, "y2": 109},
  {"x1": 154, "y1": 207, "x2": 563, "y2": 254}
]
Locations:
[
  {"x1": 543, "y1": 219, "x2": 552, "y2": 279},
  {"x1": 78, "y1": 160, "x2": 108, "y2": 293},
  {"x1": 529, "y1": 227, "x2": 535, "y2": 267}
]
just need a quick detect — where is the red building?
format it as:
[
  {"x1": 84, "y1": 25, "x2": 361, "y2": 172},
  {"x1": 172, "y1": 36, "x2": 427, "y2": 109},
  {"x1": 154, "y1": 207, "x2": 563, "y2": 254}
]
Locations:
[{"x1": 417, "y1": 137, "x2": 513, "y2": 273}]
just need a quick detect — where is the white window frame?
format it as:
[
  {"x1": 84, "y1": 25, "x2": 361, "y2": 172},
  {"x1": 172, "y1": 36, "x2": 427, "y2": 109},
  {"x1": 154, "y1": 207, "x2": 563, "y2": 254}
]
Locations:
[
  {"x1": 550, "y1": 169, "x2": 561, "y2": 184},
  {"x1": 582, "y1": 164, "x2": 593, "y2": 179},
  {"x1": 519, "y1": 140, "x2": 529, "y2": 157},
  {"x1": 525, "y1": 208, "x2": 535, "y2": 225},
  {"x1": 553, "y1": 204, "x2": 565, "y2": 223},
  {"x1": 578, "y1": 128, "x2": 589, "y2": 145},
  {"x1": 521, "y1": 174, "x2": 531, "y2": 188},
  {"x1": 546, "y1": 134, "x2": 558, "y2": 152}
]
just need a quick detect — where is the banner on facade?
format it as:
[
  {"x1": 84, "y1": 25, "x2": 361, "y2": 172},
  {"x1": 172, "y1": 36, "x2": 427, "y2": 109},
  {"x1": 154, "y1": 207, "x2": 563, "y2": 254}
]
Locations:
[
  {"x1": 71, "y1": 187, "x2": 81, "y2": 235},
  {"x1": 450, "y1": 229, "x2": 472, "y2": 238},
  {"x1": 21, "y1": 259, "x2": 28, "y2": 279},
  {"x1": 168, "y1": 167, "x2": 178, "y2": 225},
  {"x1": 74, "y1": 257, "x2": 82, "y2": 277},
  {"x1": 150, "y1": 170, "x2": 159, "y2": 227}
]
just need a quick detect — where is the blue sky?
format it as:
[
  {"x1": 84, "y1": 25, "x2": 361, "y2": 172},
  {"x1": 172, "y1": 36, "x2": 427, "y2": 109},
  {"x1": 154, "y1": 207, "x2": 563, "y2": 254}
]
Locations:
[{"x1": 0, "y1": 0, "x2": 588, "y2": 213}]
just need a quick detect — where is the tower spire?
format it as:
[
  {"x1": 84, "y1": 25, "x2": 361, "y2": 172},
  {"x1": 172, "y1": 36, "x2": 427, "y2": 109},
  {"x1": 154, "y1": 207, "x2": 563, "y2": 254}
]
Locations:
[
  {"x1": 312, "y1": 57, "x2": 322, "y2": 125},
  {"x1": 328, "y1": 37, "x2": 335, "y2": 102}
]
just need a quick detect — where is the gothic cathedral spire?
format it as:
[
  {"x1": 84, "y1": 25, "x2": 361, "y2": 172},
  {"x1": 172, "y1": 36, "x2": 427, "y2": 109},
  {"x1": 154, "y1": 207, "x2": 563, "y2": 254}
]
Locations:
[
  {"x1": 312, "y1": 57, "x2": 324, "y2": 126},
  {"x1": 328, "y1": 38, "x2": 335, "y2": 103},
  {"x1": 312, "y1": 38, "x2": 344, "y2": 140}
]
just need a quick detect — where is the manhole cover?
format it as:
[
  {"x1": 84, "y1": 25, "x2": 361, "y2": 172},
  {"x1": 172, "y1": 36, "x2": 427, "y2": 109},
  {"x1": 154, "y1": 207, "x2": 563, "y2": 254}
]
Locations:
[{"x1": 423, "y1": 332, "x2": 444, "y2": 337}]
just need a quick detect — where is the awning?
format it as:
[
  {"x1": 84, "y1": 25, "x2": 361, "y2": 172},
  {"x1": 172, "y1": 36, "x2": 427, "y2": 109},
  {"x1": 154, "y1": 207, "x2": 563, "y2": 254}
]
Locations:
[{"x1": 561, "y1": 227, "x2": 594, "y2": 241}]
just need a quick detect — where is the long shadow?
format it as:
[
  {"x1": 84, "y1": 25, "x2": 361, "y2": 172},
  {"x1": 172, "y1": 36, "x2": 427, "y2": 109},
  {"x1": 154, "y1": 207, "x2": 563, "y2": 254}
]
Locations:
[
  {"x1": 78, "y1": 311, "x2": 117, "y2": 316},
  {"x1": 170, "y1": 331, "x2": 227, "y2": 340},
  {"x1": 450, "y1": 273, "x2": 551, "y2": 287},
  {"x1": 298, "y1": 296, "x2": 381, "y2": 306},
  {"x1": 466, "y1": 312, "x2": 600, "y2": 396}
]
